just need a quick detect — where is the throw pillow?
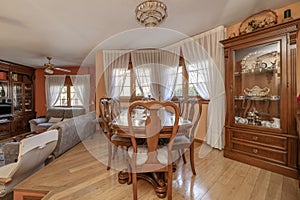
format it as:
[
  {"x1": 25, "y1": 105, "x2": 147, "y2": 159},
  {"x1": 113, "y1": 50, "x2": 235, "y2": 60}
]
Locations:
[
  {"x1": 62, "y1": 118, "x2": 71, "y2": 122},
  {"x1": 48, "y1": 117, "x2": 63, "y2": 123}
]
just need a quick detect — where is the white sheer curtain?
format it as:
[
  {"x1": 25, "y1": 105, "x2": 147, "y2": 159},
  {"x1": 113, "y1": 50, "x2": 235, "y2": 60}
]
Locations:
[
  {"x1": 45, "y1": 75, "x2": 66, "y2": 109},
  {"x1": 70, "y1": 75, "x2": 90, "y2": 112},
  {"x1": 131, "y1": 46, "x2": 180, "y2": 101},
  {"x1": 194, "y1": 26, "x2": 225, "y2": 78},
  {"x1": 181, "y1": 26, "x2": 225, "y2": 149},
  {"x1": 103, "y1": 50, "x2": 130, "y2": 99}
]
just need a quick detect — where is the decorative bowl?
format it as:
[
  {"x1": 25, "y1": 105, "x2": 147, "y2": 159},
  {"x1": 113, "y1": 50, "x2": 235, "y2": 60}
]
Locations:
[{"x1": 244, "y1": 85, "x2": 270, "y2": 97}]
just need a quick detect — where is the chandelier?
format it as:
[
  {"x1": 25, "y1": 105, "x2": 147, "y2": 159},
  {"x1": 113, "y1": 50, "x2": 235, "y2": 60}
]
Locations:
[{"x1": 135, "y1": 0, "x2": 167, "y2": 27}]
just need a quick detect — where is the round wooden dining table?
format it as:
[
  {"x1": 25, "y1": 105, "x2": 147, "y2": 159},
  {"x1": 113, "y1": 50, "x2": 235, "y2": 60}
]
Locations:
[{"x1": 112, "y1": 109, "x2": 192, "y2": 137}]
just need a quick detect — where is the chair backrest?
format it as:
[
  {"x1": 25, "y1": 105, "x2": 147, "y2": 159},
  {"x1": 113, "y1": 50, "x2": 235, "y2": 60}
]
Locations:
[
  {"x1": 128, "y1": 100, "x2": 180, "y2": 172},
  {"x1": 99, "y1": 97, "x2": 113, "y2": 134},
  {"x1": 0, "y1": 129, "x2": 58, "y2": 197},
  {"x1": 179, "y1": 98, "x2": 202, "y2": 138},
  {"x1": 10, "y1": 130, "x2": 59, "y2": 177},
  {"x1": 111, "y1": 98, "x2": 121, "y2": 119}
]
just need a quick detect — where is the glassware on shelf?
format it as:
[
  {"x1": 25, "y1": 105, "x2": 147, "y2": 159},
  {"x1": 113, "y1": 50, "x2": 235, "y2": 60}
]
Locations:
[{"x1": 240, "y1": 50, "x2": 279, "y2": 74}]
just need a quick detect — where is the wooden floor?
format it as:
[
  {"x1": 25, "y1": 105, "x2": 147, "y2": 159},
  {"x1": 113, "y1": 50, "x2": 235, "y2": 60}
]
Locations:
[{"x1": 13, "y1": 130, "x2": 300, "y2": 200}]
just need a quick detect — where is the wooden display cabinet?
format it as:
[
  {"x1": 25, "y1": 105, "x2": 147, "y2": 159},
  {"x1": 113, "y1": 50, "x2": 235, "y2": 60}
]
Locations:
[
  {"x1": 0, "y1": 60, "x2": 35, "y2": 139},
  {"x1": 220, "y1": 19, "x2": 300, "y2": 178}
]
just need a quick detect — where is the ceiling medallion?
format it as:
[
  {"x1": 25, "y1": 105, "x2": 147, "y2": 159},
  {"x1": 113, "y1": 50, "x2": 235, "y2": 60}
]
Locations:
[{"x1": 135, "y1": 0, "x2": 167, "y2": 27}]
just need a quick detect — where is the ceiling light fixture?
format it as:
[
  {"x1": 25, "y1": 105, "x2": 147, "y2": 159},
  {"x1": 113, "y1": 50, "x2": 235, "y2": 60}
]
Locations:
[
  {"x1": 44, "y1": 67, "x2": 54, "y2": 74},
  {"x1": 135, "y1": 0, "x2": 167, "y2": 27}
]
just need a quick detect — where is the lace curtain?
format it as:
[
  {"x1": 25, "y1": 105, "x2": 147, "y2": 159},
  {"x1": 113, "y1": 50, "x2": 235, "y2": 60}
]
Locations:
[
  {"x1": 70, "y1": 75, "x2": 90, "y2": 112},
  {"x1": 103, "y1": 50, "x2": 130, "y2": 99},
  {"x1": 181, "y1": 26, "x2": 225, "y2": 149},
  {"x1": 131, "y1": 46, "x2": 180, "y2": 101},
  {"x1": 45, "y1": 75, "x2": 66, "y2": 109}
]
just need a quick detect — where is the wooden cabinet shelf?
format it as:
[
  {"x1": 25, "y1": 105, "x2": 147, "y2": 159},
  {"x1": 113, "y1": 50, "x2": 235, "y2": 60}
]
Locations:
[{"x1": 220, "y1": 18, "x2": 300, "y2": 179}]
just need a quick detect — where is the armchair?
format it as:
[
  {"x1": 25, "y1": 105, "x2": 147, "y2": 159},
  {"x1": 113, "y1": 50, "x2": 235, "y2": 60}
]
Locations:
[{"x1": 0, "y1": 129, "x2": 59, "y2": 197}]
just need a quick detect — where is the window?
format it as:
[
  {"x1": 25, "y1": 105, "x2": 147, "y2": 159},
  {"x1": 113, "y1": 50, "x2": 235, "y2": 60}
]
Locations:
[
  {"x1": 188, "y1": 69, "x2": 200, "y2": 96},
  {"x1": 115, "y1": 67, "x2": 151, "y2": 99},
  {"x1": 115, "y1": 58, "x2": 207, "y2": 99},
  {"x1": 54, "y1": 77, "x2": 83, "y2": 107},
  {"x1": 135, "y1": 68, "x2": 151, "y2": 97},
  {"x1": 187, "y1": 63, "x2": 208, "y2": 96},
  {"x1": 114, "y1": 68, "x2": 141, "y2": 98},
  {"x1": 174, "y1": 66, "x2": 183, "y2": 97},
  {"x1": 117, "y1": 69, "x2": 131, "y2": 97}
]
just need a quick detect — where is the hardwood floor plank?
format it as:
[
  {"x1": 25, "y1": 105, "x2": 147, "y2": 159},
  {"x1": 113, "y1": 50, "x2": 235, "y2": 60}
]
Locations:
[
  {"x1": 281, "y1": 176, "x2": 299, "y2": 200},
  {"x1": 264, "y1": 173, "x2": 283, "y2": 200},
  {"x1": 249, "y1": 170, "x2": 271, "y2": 200},
  {"x1": 231, "y1": 166, "x2": 261, "y2": 200},
  {"x1": 201, "y1": 161, "x2": 251, "y2": 200},
  {"x1": 217, "y1": 163, "x2": 251, "y2": 200}
]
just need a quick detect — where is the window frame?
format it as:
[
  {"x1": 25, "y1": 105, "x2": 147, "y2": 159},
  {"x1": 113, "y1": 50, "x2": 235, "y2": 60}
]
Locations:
[{"x1": 54, "y1": 76, "x2": 83, "y2": 108}]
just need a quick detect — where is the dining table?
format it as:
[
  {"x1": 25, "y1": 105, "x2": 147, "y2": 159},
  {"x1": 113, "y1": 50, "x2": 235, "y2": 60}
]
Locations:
[{"x1": 111, "y1": 108, "x2": 192, "y2": 198}]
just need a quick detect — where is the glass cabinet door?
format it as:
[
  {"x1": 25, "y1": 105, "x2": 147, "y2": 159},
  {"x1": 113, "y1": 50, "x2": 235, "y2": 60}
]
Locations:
[
  {"x1": 233, "y1": 42, "x2": 281, "y2": 129},
  {"x1": 0, "y1": 81, "x2": 8, "y2": 98},
  {"x1": 24, "y1": 84, "x2": 33, "y2": 111},
  {"x1": 13, "y1": 83, "x2": 23, "y2": 112}
]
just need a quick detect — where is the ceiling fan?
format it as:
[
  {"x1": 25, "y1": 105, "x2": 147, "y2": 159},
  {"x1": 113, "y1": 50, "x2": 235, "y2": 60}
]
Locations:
[{"x1": 43, "y1": 57, "x2": 71, "y2": 74}]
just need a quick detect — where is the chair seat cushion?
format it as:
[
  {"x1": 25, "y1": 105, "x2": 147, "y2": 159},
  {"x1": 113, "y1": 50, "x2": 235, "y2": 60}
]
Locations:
[
  {"x1": 174, "y1": 136, "x2": 190, "y2": 145},
  {"x1": 111, "y1": 135, "x2": 131, "y2": 142},
  {"x1": 128, "y1": 145, "x2": 179, "y2": 165}
]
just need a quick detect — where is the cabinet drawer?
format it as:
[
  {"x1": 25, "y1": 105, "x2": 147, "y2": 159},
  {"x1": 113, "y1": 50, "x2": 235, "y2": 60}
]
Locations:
[
  {"x1": 232, "y1": 131, "x2": 287, "y2": 150},
  {"x1": 232, "y1": 141, "x2": 287, "y2": 165}
]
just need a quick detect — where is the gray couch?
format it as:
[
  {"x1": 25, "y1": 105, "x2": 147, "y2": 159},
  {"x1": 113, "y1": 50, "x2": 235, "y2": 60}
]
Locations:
[
  {"x1": 29, "y1": 107, "x2": 86, "y2": 131},
  {"x1": 48, "y1": 111, "x2": 96, "y2": 158},
  {"x1": 1, "y1": 111, "x2": 96, "y2": 169}
]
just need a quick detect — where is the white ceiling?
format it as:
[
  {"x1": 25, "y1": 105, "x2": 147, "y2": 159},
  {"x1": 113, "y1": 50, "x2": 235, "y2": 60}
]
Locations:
[{"x1": 0, "y1": 0, "x2": 298, "y2": 68}]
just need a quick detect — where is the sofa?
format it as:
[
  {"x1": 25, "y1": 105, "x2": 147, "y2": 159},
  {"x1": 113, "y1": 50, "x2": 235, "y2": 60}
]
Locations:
[
  {"x1": 0, "y1": 111, "x2": 96, "y2": 198},
  {"x1": 5, "y1": 111, "x2": 96, "y2": 160},
  {"x1": 48, "y1": 111, "x2": 96, "y2": 158},
  {"x1": 29, "y1": 107, "x2": 86, "y2": 131}
]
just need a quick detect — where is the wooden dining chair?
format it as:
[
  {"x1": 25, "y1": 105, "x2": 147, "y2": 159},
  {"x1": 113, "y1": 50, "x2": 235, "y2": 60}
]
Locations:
[
  {"x1": 127, "y1": 100, "x2": 180, "y2": 200},
  {"x1": 99, "y1": 97, "x2": 131, "y2": 170},
  {"x1": 173, "y1": 98, "x2": 202, "y2": 175}
]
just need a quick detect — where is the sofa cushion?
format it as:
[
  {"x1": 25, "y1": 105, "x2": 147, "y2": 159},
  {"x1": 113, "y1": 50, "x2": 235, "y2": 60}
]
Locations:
[
  {"x1": 1, "y1": 142, "x2": 19, "y2": 165},
  {"x1": 48, "y1": 117, "x2": 63, "y2": 123},
  {"x1": 37, "y1": 122, "x2": 56, "y2": 127},
  {"x1": 45, "y1": 107, "x2": 85, "y2": 119},
  {"x1": 45, "y1": 108, "x2": 65, "y2": 118},
  {"x1": 63, "y1": 107, "x2": 85, "y2": 118}
]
